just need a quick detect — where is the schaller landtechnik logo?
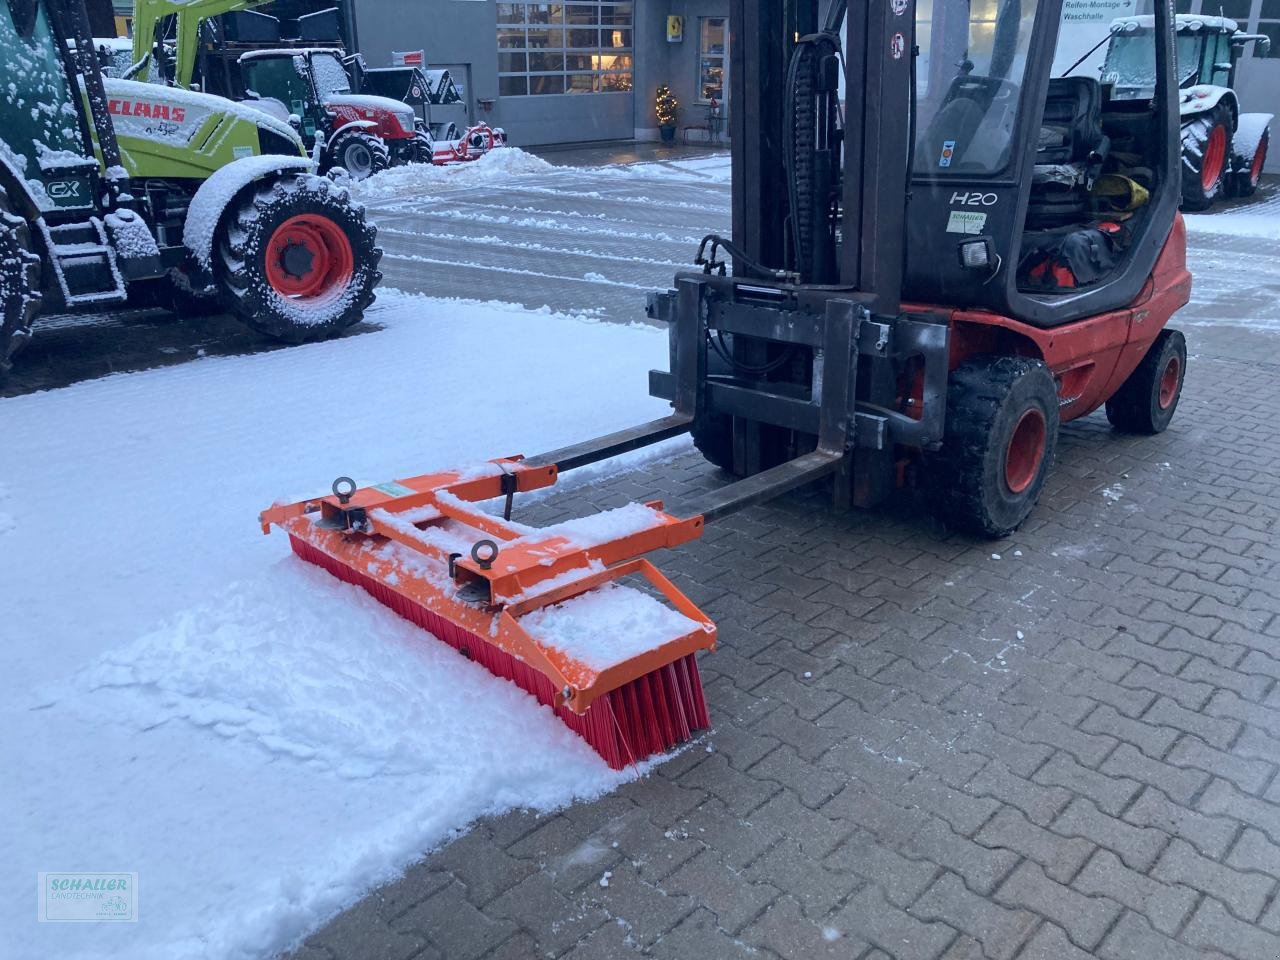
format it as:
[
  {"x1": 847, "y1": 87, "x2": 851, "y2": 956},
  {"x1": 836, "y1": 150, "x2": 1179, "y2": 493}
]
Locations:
[{"x1": 38, "y1": 873, "x2": 138, "y2": 922}]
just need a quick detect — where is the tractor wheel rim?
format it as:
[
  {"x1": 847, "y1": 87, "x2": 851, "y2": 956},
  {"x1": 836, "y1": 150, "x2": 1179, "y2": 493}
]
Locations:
[
  {"x1": 265, "y1": 214, "x2": 355, "y2": 303},
  {"x1": 346, "y1": 143, "x2": 372, "y2": 177},
  {"x1": 1201, "y1": 125, "x2": 1228, "y2": 192},
  {"x1": 1158, "y1": 355, "x2": 1181, "y2": 410},
  {"x1": 1250, "y1": 139, "x2": 1267, "y2": 186},
  {"x1": 1004, "y1": 408, "x2": 1047, "y2": 495}
]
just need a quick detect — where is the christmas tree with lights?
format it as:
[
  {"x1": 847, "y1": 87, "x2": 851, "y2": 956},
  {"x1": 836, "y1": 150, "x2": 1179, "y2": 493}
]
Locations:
[{"x1": 655, "y1": 85, "x2": 679, "y2": 129}]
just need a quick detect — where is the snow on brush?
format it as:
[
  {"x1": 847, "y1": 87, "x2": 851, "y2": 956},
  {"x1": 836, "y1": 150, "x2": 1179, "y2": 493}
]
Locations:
[
  {"x1": 0, "y1": 290, "x2": 684, "y2": 960},
  {"x1": 522, "y1": 582, "x2": 708, "y2": 672}
]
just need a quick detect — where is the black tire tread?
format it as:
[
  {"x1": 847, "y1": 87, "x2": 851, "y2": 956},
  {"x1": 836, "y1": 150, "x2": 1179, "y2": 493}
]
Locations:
[
  {"x1": 1180, "y1": 106, "x2": 1231, "y2": 212},
  {"x1": 1105, "y1": 328, "x2": 1186, "y2": 434},
  {"x1": 325, "y1": 129, "x2": 390, "y2": 181},
  {"x1": 0, "y1": 188, "x2": 42, "y2": 374},
  {"x1": 932, "y1": 355, "x2": 1060, "y2": 538}
]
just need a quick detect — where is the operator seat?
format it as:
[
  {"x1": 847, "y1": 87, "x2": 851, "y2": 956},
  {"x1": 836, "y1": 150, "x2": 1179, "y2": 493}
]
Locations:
[{"x1": 1026, "y1": 77, "x2": 1110, "y2": 228}]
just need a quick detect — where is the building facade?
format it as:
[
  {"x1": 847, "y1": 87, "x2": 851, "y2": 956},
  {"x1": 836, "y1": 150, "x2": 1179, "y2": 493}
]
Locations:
[{"x1": 349, "y1": 1, "x2": 730, "y2": 145}]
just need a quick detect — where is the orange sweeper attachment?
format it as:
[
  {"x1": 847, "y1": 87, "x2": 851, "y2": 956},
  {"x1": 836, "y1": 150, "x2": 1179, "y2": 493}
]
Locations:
[{"x1": 260, "y1": 449, "x2": 716, "y2": 769}]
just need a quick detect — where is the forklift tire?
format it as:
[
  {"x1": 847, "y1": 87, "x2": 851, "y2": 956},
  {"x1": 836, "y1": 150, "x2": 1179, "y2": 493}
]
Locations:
[
  {"x1": 0, "y1": 190, "x2": 41, "y2": 374},
  {"x1": 1181, "y1": 107, "x2": 1232, "y2": 211},
  {"x1": 214, "y1": 173, "x2": 382, "y2": 343},
  {"x1": 932, "y1": 355, "x2": 1060, "y2": 538},
  {"x1": 1231, "y1": 127, "x2": 1269, "y2": 199},
  {"x1": 325, "y1": 129, "x2": 389, "y2": 181},
  {"x1": 1104, "y1": 328, "x2": 1186, "y2": 435}
]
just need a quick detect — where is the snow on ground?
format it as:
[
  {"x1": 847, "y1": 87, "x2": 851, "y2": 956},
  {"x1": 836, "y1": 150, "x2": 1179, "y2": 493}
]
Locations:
[
  {"x1": 348, "y1": 147, "x2": 558, "y2": 202},
  {"x1": 1184, "y1": 184, "x2": 1280, "y2": 240},
  {"x1": 0, "y1": 290, "x2": 685, "y2": 960}
]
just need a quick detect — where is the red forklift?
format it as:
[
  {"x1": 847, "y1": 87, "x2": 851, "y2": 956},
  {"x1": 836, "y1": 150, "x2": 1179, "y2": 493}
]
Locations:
[
  {"x1": 640, "y1": 0, "x2": 1191, "y2": 536},
  {"x1": 261, "y1": 0, "x2": 1192, "y2": 765}
]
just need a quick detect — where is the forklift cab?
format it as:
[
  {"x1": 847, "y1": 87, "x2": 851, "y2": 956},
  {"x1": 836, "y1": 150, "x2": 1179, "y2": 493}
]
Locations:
[{"x1": 903, "y1": 0, "x2": 1180, "y2": 327}]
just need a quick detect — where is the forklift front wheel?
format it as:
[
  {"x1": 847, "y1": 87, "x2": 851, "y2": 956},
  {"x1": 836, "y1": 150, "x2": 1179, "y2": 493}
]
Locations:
[
  {"x1": 932, "y1": 356, "x2": 1060, "y2": 539},
  {"x1": 1105, "y1": 329, "x2": 1187, "y2": 435}
]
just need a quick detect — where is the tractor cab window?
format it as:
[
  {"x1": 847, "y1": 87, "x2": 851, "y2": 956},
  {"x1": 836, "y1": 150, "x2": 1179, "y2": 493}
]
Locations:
[
  {"x1": 914, "y1": 0, "x2": 1040, "y2": 176},
  {"x1": 242, "y1": 55, "x2": 311, "y2": 116},
  {"x1": 1102, "y1": 22, "x2": 1198, "y2": 98},
  {"x1": 309, "y1": 52, "x2": 351, "y2": 99},
  {"x1": 1, "y1": 0, "x2": 86, "y2": 207}
]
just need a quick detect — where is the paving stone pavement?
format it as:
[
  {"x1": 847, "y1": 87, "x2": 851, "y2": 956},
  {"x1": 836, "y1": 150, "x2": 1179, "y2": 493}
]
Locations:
[{"x1": 282, "y1": 309, "x2": 1280, "y2": 960}]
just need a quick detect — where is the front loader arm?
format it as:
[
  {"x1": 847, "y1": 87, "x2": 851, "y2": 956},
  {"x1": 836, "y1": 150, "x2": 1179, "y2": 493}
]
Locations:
[{"x1": 131, "y1": 0, "x2": 260, "y2": 88}]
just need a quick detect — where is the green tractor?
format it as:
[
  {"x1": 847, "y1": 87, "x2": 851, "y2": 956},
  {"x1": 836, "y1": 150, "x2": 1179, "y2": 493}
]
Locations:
[
  {"x1": 0, "y1": 0, "x2": 381, "y2": 375},
  {"x1": 130, "y1": 0, "x2": 430, "y2": 179}
]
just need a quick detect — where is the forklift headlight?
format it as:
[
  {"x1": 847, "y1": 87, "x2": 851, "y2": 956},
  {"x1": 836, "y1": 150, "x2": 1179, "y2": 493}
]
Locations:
[{"x1": 958, "y1": 237, "x2": 996, "y2": 271}]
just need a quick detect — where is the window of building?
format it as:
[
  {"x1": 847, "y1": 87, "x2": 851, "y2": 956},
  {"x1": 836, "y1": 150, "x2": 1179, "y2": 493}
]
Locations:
[
  {"x1": 698, "y1": 17, "x2": 727, "y2": 101},
  {"x1": 497, "y1": 1, "x2": 633, "y2": 96}
]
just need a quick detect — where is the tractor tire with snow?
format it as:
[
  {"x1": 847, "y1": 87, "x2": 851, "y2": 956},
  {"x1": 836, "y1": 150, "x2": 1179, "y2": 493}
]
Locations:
[
  {"x1": 411, "y1": 129, "x2": 435, "y2": 164},
  {"x1": 1105, "y1": 328, "x2": 1186, "y2": 435},
  {"x1": 930, "y1": 355, "x2": 1060, "y2": 538},
  {"x1": 324, "y1": 129, "x2": 389, "y2": 181},
  {"x1": 214, "y1": 173, "x2": 382, "y2": 343},
  {"x1": 0, "y1": 190, "x2": 41, "y2": 375},
  {"x1": 1230, "y1": 126, "x2": 1269, "y2": 199},
  {"x1": 1180, "y1": 107, "x2": 1232, "y2": 211}
]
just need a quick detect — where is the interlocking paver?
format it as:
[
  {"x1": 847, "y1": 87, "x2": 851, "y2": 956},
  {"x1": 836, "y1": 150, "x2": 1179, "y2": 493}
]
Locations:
[
  {"x1": 911, "y1": 872, "x2": 1038, "y2": 960},
  {"x1": 1099, "y1": 743, "x2": 1210, "y2": 806},
  {"x1": 994, "y1": 860, "x2": 1121, "y2": 950},
  {"x1": 1072, "y1": 848, "x2": 1198, "y2": 936},
  {"x1": 1151, "y1": 838, "x2": 1274, "y2": 922},
  {"x1": 1053, "y1": 797, "x2": 1169, "y2": 872},
  {"x1": 1124, "y1": 786, "x2": 1238, "y2": 858},
  {"x1": 1034, "y1": 753, "x2": 1140, "y2": 816}
]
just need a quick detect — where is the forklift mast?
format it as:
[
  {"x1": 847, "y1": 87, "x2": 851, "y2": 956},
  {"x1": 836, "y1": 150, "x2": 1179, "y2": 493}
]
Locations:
[{"x1": 730, "y1": 0, "x2": 915, "y2": 313}]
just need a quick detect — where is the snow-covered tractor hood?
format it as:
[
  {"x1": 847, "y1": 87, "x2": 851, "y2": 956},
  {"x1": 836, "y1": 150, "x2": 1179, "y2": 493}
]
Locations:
[{"x1": 324, "y1": 94, "x2": 417, "y2": 138}]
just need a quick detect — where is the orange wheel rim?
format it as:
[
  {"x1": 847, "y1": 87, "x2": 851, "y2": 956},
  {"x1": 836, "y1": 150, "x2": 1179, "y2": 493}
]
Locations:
[
  {"x1": 1158, "y1": 355, "x2": 1181, "y2": 410},
  {"x1": 1202, "y1": 125, "x2": 1228, "y2": 191},
  {"x1": 1005, "y1": 408, "x2": 1046, "y2": 495},
  {"x1": 265, "y1": 214, "x2": 354, "y2": 302},
  {"x1": 1250, "y1": 140, "x2": 1266, "y2": 186}
]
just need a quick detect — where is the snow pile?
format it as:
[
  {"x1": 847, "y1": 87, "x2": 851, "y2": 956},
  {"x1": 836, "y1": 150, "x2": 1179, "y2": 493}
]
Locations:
[
  {"x1": 0, "y1": 290, "x2": 681, "y2": 960},
  {"x1": 521, "y1": 582, "x2": 706, "y2": 671},
  {"x1": 350, "y1": 147, "x2": 556, "y2": 201}
]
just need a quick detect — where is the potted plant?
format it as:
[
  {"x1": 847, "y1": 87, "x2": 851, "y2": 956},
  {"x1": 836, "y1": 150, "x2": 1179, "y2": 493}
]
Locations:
[{"x1": 656, "y1": 85, "x2": 679, "y2": 142}]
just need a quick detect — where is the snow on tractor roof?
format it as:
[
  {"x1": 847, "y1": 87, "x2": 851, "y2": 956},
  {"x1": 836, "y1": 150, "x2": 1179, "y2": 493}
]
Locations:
[
  {"x1": 1110, "y1": 13, "x2": 1240, "y2": 34},
  {"x1": 237, "y1": 47, "x2": 345, "y2": 63}
]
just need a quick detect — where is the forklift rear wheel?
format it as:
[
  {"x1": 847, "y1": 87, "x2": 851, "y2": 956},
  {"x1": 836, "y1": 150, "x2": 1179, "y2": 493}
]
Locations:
[
  {"x1": 932, "y1": 356, "x2": 1060, "y2": 538},
  {"x1": 0, "y1": 190, "x2": 41, "y2": 374},
  {"x1": 1105, "y1": 328, "x2": 1186, "y2": 435},
  {"x1": 1231, "y1": 127, "x2": 1269, "y2": 199},
  {"x1": 1181, "y1": 107, "x2": 1231, "y2": 211},
  {"x1": 215, "y1": 173, "x2": 383, "y2": 343},
  {"x1": 326, "y1": 130, "x2": 389, "y2": 181}
]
